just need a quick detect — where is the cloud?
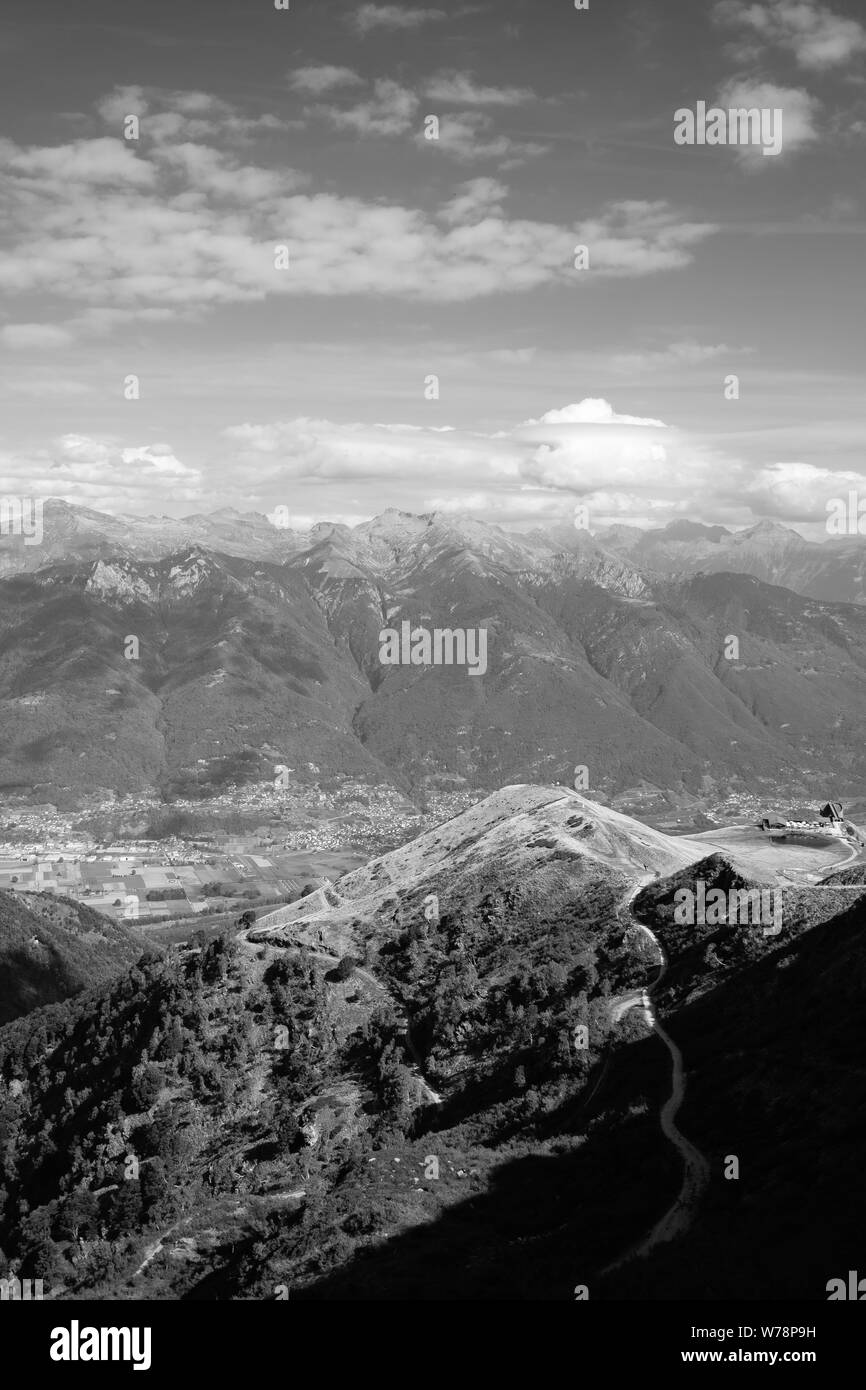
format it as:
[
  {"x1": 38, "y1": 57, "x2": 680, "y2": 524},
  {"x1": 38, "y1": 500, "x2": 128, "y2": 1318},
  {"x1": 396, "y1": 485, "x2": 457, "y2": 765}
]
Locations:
[
  {"x1": 522, "y1": 400, "x2": 667, "y2": 427},
  {"x1": 95, "y1": 85, "x2": 281, "y2": 144},
  {"x1": 571, "y1": 200, "x2": 718, "y2": 274},
  {"x1": 0, "y1": 90, "x2": 716, "y2": 316},
  {"x1": 223, "y1": 417, "x2": 505, "y2": 489},
  {"x1": 213, "y1": 401, "x2": 775, "y2": 531},
  {"x1": 288, "y1": 65, "x2": 364, "y2": 95},
  {"x1": 351, "y1": 5, "x2": 446, "y2": 34},
  {"x1": 609, "y1": 340, "x2": 752, "y2": 372},
  {"x1": 714, "y1": 0, "x2": 866, "y2": 70},
  {"x1": 305, "y1": 74, "x2": 543, "y2": 163},
  {"x1": 218, "y1": 401, "x2": 675, "y2": 508},
  {"x1": 9, "y1": 402, "x2": 860, "y2": 532},
  {"x1": 0, "y1": 435, "x2": 203, "y2": 509},
  {"x1": 740, "y1": 461, "x2": 866, "y2": 522},
  {"x1": 312, "y1": 79, "x2": 420, "y2": 137},
  {"x1": 439, "y1": 177, "x2": 509, "y2": 224},
  {"x1": 716, "y1": 79, "x2": 821, "y2": 162},
  {"x1": 425, "y1": 71, "x2": 536, "y2": 106},
  {"x1": 418, "y1": 110, "x2": 548, "y2": 165},
  {"x1": 486, "y1": 347, "x2": 537, "y2": 364},
  {"x1": 157, "y1": 142, "x2": 299, "y2": 200},
  {"x1": 0, "y1": 323, "x2": 74, "y2": 348},
  {"x1": 0, "y1": 136, "x2": 155, "y2": 187}
]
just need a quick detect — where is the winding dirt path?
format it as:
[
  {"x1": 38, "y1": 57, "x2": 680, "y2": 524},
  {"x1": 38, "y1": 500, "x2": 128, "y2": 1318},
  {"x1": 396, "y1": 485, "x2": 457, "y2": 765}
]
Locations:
[{"x1": 601, "y1": 882, "x2": 710, "y2": 1274}]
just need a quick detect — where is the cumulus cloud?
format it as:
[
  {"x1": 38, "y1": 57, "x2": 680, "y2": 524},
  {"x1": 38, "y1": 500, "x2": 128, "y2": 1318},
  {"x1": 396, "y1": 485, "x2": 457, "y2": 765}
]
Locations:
[
  {"x1": 288, "y1": 65, "x2": 364, "y2": 95},
  {"x1": 218, "y1": 400, "x2": 717, "y2": 527},
  {"x1": 716, "y1": 79, "x2": 821, "y2": 162},
  {"x1": 0, "y1": 87, "x2": 717, "y2": 318},
  {"x1": 522, "y1": 400, "x2": 667, "y2": 427},
  {"x1": 714, "y1": 0, "x2": 866, "y2": 70},
  {"x1": 95, "y1": 85, "x2": 281, "y2": 143},
  {"x1": 0, "y1": 136, "x2": 155, "y2": 187},
  {"x1": 425, "y1": 71, "x2": 536, "y2": 106},
  {"x1": 513, "y1": 403, "x2": 676, "y2": 495},
  {"x1": 351, "y1": 5, "x2": 446, "y2": 34},
  {"x1": 0, "y1": 435, "x2": 203, "y2": 509},
  {"x1": 6, "y1": 402, "x2": 857, "y2": 531},
  {"x1": 741, "y1": 461, "x2": 866, "y2": 522},
  {"x1": 439, "y1": 177, "x2": 509, "y2": 224},
  {"x1": 304, "y1": 73, "x2": 545, "y2": 164},
  {"x1": 609, "y1": 341, "x2": 750, "y2": 372},
  {"x1": 223, "y1": 417, "x2": 497, "y2": 484},
  {"x1": 417, "y1": 109, "x2": 548, "y2": 166},
  {"x1": 571, "y1": 201, "x2": 718, "y2": 274},
  {"x1": 311, "y1": 79, "x2": 420, "y2": 137},
  {"x1": 0, "y1": 323, "x2": 74, "y2": 348}
]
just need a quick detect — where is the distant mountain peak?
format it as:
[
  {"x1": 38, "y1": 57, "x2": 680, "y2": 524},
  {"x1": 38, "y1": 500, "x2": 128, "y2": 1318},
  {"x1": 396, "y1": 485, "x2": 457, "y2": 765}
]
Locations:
[
  {"x1": 659, "y1": 520, "x2": 731, "y2": 543},
  {"x1": 736, "y1": 520, "x2": 805, "y2": 546}
]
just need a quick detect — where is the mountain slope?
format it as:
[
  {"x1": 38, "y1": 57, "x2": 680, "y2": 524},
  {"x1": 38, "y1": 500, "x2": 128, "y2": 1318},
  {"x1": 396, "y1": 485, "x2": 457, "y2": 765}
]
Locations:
[
  {"x1": 3, "y1": 512, "x2": 866, "y2": 806},
  {"x1": 598, "y1": 518, "x2": 866, "y2": 605},
  {"x1": 0, "y1": 890, "x2": 151, "y2": 1024},
  {"x1": 0, "y1": 785, "x2": 860, "y2": 1300}
]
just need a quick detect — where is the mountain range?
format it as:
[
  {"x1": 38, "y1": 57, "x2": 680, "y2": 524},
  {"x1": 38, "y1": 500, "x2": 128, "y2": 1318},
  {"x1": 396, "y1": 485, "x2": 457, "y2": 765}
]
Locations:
[
  {"x1": 4, "y1": 500, "x2": 866, "y2": 604},
  {"x1": 2, "y1": 505, "x2": 866, "y2": 808}
]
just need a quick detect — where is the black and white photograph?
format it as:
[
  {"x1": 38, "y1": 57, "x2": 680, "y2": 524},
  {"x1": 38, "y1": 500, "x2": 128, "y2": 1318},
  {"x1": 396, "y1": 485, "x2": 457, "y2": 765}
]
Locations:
[{"x1": 0, "y1": 0, "x2": 865, "y2": 1359}]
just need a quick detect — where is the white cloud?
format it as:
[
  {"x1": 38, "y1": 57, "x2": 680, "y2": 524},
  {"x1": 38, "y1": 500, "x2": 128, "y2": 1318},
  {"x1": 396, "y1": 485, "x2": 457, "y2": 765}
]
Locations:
[
  {"x1": 95, "y1": 85, "x2": 281, "y2": 143},
  {"x1": 305, "y1": 75, "x2": 545, "y2": 164},
  {"x1": 1, "y1": 323, "x2": 74, "y2": 348},
  {"x1": 352, "y1": 5, "x2": 446, "y2": 34},
  {"x1": 742, "y1": 461, "x2": 866, "y2": 521},
  {"x1": 0, "y1": 95, "x2": 716, "y2": 314},
  {"x1": 571, "y1": 200, "x2": 719, "y2": 274},
  {"x1": 0, "y1": 136, "x2": 155, "y2": 187},
  {"x1": 212, "y1": 402, "x2": 765, "y2": 530},
  {"x1": 609, "y1": 341, "x2": 752, "y2": 372},
  {"x1": 157, "y1": 142, "x2": 300, "y2": 200},
  {"x1": 418, "y1": 110, "x2": 548, "y2": 166},
  {"x1": 425, "y1": 71, "x2": 536, "y2": 106},
  {"x1": 522, "y1": 399, "x2": 667, "y2": 427},
  {"x1": 223, "y1": 418, "x2": 494, "y2": 483},
  {"x1": 486, "y1": 347, "x2": 537, "y2": 365},
  {"x1": 439, "y1": 177, "x2": 509, "y2": 224},
  {"x1": 312, "y1": 79, "x2": 420, "y2": 137},
  {"x1": 714, "y1": 0, "x2": 866, "y2": 70},
  {"x1": 716, "y1": 79, "x2": 821, "y2": 162},
  {"x1": 0, "y1": 435, "x2": 203, "y2": 509},
  {"x1": 9, "y1": 404, "x2": 860, "y2": 532},
  {"x1": 288, "y1": 65, "x2": 364, "y2": 95}
]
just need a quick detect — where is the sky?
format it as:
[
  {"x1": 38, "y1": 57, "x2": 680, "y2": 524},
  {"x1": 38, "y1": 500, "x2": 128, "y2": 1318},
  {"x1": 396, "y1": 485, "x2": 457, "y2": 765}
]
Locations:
[{"x1": 0, "y1": 0, "x2": 864, "y2": 536}]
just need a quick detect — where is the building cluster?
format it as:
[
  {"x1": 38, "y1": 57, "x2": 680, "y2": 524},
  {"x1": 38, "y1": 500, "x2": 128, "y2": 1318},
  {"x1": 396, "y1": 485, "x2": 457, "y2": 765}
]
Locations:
[{"x1": 758, "y1": 802, "x2": 847, "y2": 836}]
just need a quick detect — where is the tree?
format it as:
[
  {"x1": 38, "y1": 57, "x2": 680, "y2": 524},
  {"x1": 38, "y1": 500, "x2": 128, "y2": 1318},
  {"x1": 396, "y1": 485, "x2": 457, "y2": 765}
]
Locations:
[
  {"x1": 109, "y1": 1180, "x2": 142, "y2": 1234},
  {"x1": 126, "y1": 1063, "x2": 163, "y2": 1112},
  {"x1": 57, "y1": 1188, "x2": 98, "y2": 1242},
  {"x1": 335, "y1": 955, "x2": 356, "y2": 981}
]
